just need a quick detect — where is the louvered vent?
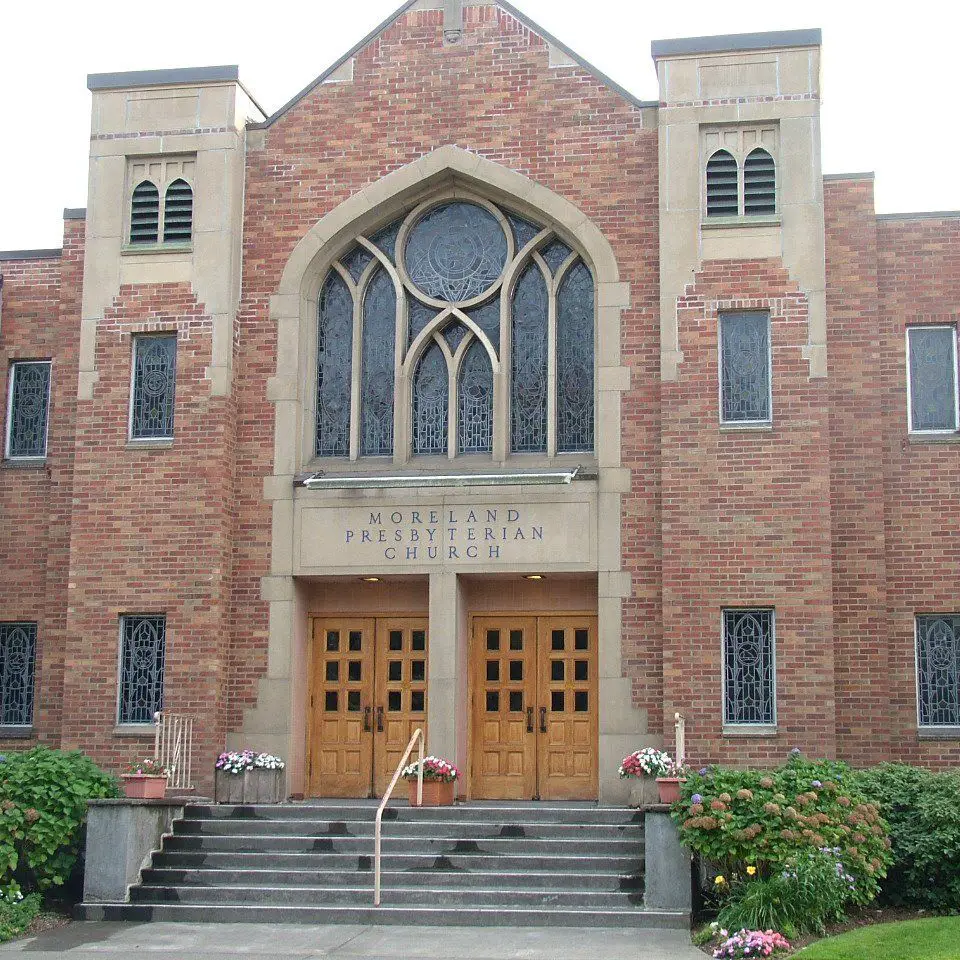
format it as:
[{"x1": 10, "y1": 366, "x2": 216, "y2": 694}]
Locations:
[
  {"x1": 130, "y1": 181, "x2": 160, "y2": 244},
  {"x1": 744, "y1": 149, "x2": 776, "y2": 215},
  {"x1": 705, "y1": 150, "x2": 739, "y2": 217},
  {"x1": 163, "y1": 179, "x2": 193, "y2": 242}
]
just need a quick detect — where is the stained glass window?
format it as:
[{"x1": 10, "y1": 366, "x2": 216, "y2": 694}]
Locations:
[
  {"x1": 723, "y1": 610, "x2": 775, "y2": 725},
  {"x1": 908, "y1": 327, "x2": 958, "y2": 432},
  {"x1": 459, "y1": 341, "x2": 493, "y2": 454},
  {"x1": 511, "y1": 265, "x2": 548, "y2": 453},
  {"x1": 557, "y1": 262, "x2": 595, "y2": 452},
  {"x1": 118, "y1": 615, "x2": 165, "y2": 725},
  {"x1": 412, "y1": 342, "x2": 448, "y2": 456},
  {"x1": 360, "y1": 270, "x2": 395, "y2": 457},
  {"x1": 916, "y1": 615, "x2": 960, "y2": 727},
  {"x1": 0, "y1": 623, "x2": 36, "y2": 727},
  {"x1": 6, "y1": 361, "x2": 51, "y2": 459},
  {"x1": 721, "y1": 312, "x2": 771, "y2": 423},
  {"x1": 315, "y1": 197, "x2": 596, "y2": 460},
  {"x1": 316, "y1": 272, "x2": 353, "y2": 457},
  {"x1": 131, "y1": 336, "x2": 176, "y2": 440}
]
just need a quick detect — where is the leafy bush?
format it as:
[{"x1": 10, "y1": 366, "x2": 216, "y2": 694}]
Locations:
[
  {"x1": 674, "y1": 752, "x2": 892, "y2": 908},
  {"x1": 0, "y1": 747, "x2": 119, "y2": 898},
  {"x1": 716, "y1": 848, "x2": 856, "y2": 937},
  {"x1": 0, "y1": 891, "x2": 40, "y2": 944},
  {"x1": 854, "y1": 763, "x2": 960, "y2": 911}
]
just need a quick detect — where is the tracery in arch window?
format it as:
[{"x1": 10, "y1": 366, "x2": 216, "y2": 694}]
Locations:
[{"x1": 313, "y1": 196, "x2": 596, "y2": 461}]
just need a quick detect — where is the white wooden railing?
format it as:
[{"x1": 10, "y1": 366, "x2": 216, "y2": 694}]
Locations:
[
  {"x1": 153, "y1": 711, "x2": 195, "y2": 792},
  {"x1": 374, "y1": 728, "x2": 424, "y2": 906},
  {"x1": 674, "y1": 711, "x2": 686, "y2": 768}
]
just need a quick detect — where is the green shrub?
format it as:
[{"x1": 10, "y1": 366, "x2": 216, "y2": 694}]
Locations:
[
  {"x1": 0, "y1": 747, "x2": 119, "y2": 898},
  {"x1": 854, "y1": 763, "x2": 960, "y2": 911},
  {"x1": 716, "y1": 848, "x2": 856, "y2": 937},
  {"x1": 674, "y1": 753, "x2": 892, "y2": 906},
  {"x1": 0, "y1": 892, "x2": 40, "y2": 944}
]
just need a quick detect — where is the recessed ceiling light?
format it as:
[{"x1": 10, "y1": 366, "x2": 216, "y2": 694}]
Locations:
[
  {"x1": 523, "y1": 574, "x2": 545, "y2": 581},
  {"x1": 361, "y1": 577, "x2": 381, "y2": 583}
]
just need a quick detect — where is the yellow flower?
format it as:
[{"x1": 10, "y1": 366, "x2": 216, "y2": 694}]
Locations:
[
  {"x1": 746, "y1": 866, "x2": 757, "y2": 876},
  {"x1": 714, "y1": 875, "x2": 725, "y2": 885}
]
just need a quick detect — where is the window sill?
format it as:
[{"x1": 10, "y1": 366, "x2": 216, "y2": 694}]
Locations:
[
  {"x1": 720, "y1": 422, "x2": 773, "y2": 432},
  {"x1": 0, "y1": 726, "x2": 34, "y2": 739},
  {"x1": 113, "y1": 725, "x2": 156, "y2": 737},
  {"x1": 723, "y1": 724, "x2": 778, "y2": 737},
  {"x1": 907, "y1": 432, "x2": 960, "y2": 444},
  {"x1": 917, "y1": 726, "x2": 960, "y2": 740},
  {"x1": 126, "y1": 439, "x2": 174, "y2": 450},
  {"x1": 2, "y1": 458, "x2": 47, "y2": 469},
  {"x1": 121, "y1": 242, "x2": 192, "y2": 256},
  {"x1": 702, "y1": 215, "x2": 781, "y2": 230}
]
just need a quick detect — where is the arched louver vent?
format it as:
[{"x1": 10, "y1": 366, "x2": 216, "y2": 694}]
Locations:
[
  {"x1": 743, "y1": 149, "x2": 776, "y2": 215},
  {"x1": 163, "y1": 179, "x2": 193, "y2": 242},
  {"x1": 706, "y1": 150, "x2": 739, "y2": 217},
  {"x1": 130, "y1": 181, "x2": 160, "y2": 243}
]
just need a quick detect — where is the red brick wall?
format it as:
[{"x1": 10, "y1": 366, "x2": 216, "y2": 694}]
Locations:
[{"x1": 660, "y1": 260, "x2": 835, "y2": 766}]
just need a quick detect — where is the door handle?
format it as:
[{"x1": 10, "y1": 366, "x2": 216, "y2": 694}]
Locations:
[
  {"x1": 539, "y1": 706, "x2": 547, "y2": 734},
  {"x1": 526, "y1": 706, "x2": 534, "y2": 733},
  {"x1": 363, "y1": 706, "x2": 371, "y2": 733},
  {"x1": 376, "y1": 705, "x2": 384, "y2": 733}
]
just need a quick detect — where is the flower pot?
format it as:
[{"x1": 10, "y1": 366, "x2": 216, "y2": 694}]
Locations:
[
  {"x1": 407, "y1": 778, "x2": 455, "y2": 807},
  {"x1": 121, "y1": 774, "x2": 168, "y2": 800},
  {"x1": 627, "y1": 775, "x2": 661, "y2": 808},
  {"x1": 655, "y1": 777, "x2": 685, "y2": 804},
  {"x1": 214, "y1": 768, "x2": 285, "y2": 804}
]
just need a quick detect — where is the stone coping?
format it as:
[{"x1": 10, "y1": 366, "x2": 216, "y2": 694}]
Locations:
[{"x1": 88, "y1": 797, "x2": 211, "y2": 807}]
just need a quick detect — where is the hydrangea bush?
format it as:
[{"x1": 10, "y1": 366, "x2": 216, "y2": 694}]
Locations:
[
  {"x1": 400, "y1": 756, "x2": 460, "y2": 783},
  {"x1": 215, "y1": 751, "x2": 285, "y2": 775},
  {"x1": 618, "y1": 748, "x2": 674, "y2": 779}
]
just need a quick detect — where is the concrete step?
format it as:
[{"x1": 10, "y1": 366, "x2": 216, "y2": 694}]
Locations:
[
  {"x1": 130, "y1": 884, "x2": 645, "y2": 909},
  {"x1": 173, "y1": 817, "x2": 642, "y2": 841},
  {"x1": 161, "y1": 833, "x2": 644, "y2": 856},
  {"x1": 76, "y1": 902, "x2": 690, "y2": 929},
  {"x1": 140, "y1": 866, "x2": 644, "y2": 891},
  {"x1": 150, "y1": 849, "x2": 644, "y2": 873},
  {"x1": 185, "y1": 803, "x2": 642, "y2": 826}
]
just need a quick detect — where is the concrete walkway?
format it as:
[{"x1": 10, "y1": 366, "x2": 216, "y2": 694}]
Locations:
[{"x1": 0, "y1": 922, "x2": 703, "y2": 959}]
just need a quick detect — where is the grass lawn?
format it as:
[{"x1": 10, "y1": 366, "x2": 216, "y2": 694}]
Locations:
[{"x1": 797, "y1": 917, "x2": 960, "y2": 959}]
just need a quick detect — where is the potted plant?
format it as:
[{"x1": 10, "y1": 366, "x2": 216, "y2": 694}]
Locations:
[
  {"x1": 121, "y1": 758, "x2": 168, "y2": 799},
  {"x1": 401, "y1": 755, "x2": 459, "y2": 807},
  {"x1": 655, "y1": 760, "x2": 688, "y2": 804},
  {"x1": 214, "y1": 750, "x2": 286, "y2": 803},
  {"x1": 619, "y1": 747, "x2": 673, "y2": 807}
]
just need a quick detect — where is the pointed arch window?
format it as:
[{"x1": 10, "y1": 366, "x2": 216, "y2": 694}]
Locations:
[
  {"x1": 128, "y1": 173, "x2": 194, "y2": 246},
  {"x1": 313, "y1": 197, "x2": 596, "y2": 461}
]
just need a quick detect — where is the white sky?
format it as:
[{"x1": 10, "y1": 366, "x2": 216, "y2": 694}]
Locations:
[{"x1": 1, "y1": 0, "x2": 957, "y2": 250}]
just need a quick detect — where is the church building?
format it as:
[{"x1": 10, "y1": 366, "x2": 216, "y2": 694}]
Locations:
[{"x1": 1, "y1": 0, "x2": 958, "y2": 802}]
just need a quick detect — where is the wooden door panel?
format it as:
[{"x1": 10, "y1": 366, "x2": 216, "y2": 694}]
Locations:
[
  {"x1": 308, "y1": 619, "x2": 375, "y2": 798},
  {"x1": 470, "y1": 618, "x2": 537, "y2": 800},
  {"x1": 536, "y1": 617, "x2": 598, "y2": 801},
  {"x1": 373, "y1": 619, "x2": 428, "y2": 796}
]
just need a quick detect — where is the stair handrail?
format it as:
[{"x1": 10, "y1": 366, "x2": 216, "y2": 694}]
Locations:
[{"x1": 374, "y1": 727, "x2": 424, "y2": 906}]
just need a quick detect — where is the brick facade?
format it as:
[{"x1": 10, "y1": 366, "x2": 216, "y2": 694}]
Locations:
[{"x1": 0, "y1": 7, "x2": 957, "y2": 792}]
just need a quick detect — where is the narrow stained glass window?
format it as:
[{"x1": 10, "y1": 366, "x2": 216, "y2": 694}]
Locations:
[
  {"x1": 131, "y1": 336, "x2": 176, "y2": 440},
  {"x1": 316, "y1": 272, "x2": 353, "y2": 457},
  {"x1": 458, "y1": 341, "x2": 493, "y2": 454},
  {"x1": 412, "y1": 342, "x2": 448, "y2": 455},
  {"x1": 721, "y1": 312, "x2": 771, "y2": 423},
  {"x1": 360, "y1": 269, "x2": 395, "y2": 456},
  {"x1": 908, "y1": 327, "x2": 958, "y2": 432},
  {"x1": 0, "y1": 622, "x2": 36, "y2": 726},
  {"x1": 118, "y1": 615, "x2": 165, "y2": 725},
  {"x1": 557, "y1": 262, "x2": 594, "y2": 452},
  {"x1": 916, "y1": 615, "x2": 960, "y2": 727},
  {"x1": 511, "y1": 264, "x2": 548, "y2": 453},
  {"x1": 6, "y1": 361, "x2": 51, "y2": 459},
  {"x1": 723, "y1": 610, "x2": 775, "y2": 726}
]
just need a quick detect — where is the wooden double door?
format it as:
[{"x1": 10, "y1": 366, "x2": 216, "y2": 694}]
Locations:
[
  {"x1": 308, "y1": 617, "x2": 428, "y2": 798},
  {"x1": 471, "y1": 615, "x2": 598, "y2": 801}
]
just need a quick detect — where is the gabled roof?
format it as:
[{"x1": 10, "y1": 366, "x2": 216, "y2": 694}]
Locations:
[{"x1": 249, "y1": 0, "x2": 652, "y2": 130}]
